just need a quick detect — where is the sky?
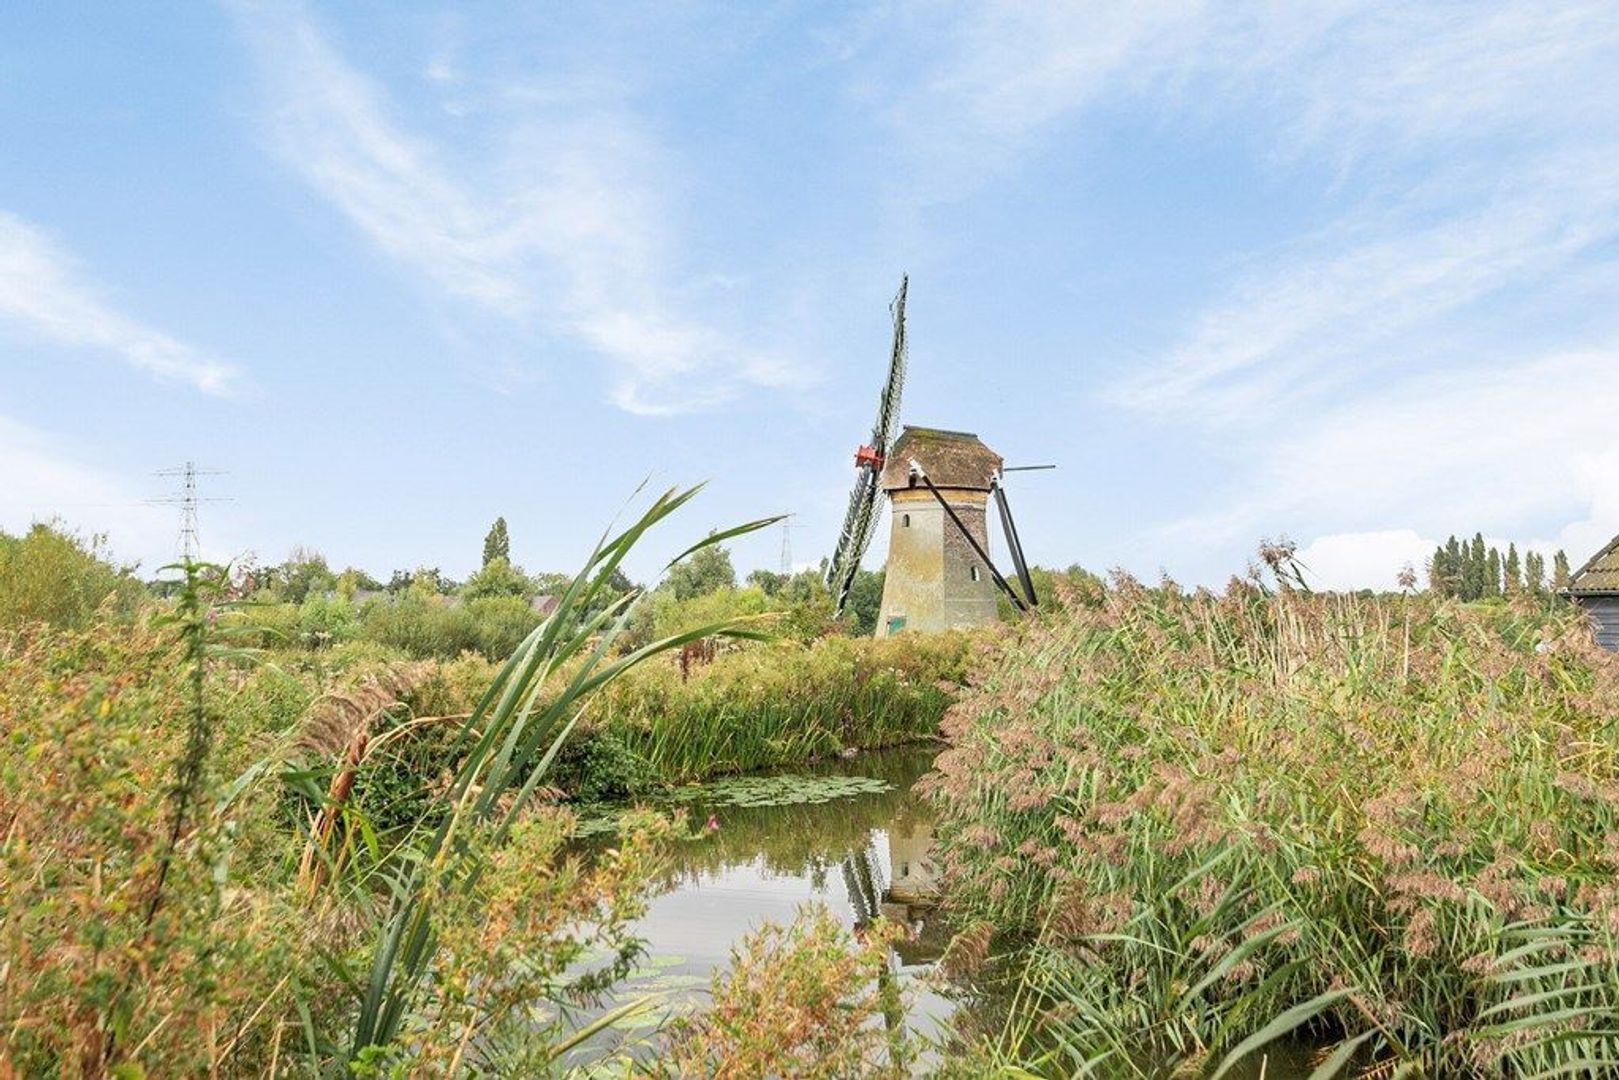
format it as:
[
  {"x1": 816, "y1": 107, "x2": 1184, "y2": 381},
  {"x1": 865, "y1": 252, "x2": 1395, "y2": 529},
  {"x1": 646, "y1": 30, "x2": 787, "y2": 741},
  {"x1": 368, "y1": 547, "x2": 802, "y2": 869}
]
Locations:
[{"x1": 4, "y1": 1, "x2": 1619, "y2": 591}]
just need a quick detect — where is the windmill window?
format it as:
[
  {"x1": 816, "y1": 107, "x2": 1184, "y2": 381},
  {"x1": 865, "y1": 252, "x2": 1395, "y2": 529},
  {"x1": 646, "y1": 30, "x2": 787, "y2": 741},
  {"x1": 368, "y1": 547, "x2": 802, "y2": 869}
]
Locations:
[
  {"x1": 970, "y1": 565, "x2": 981, "y2": 582},
  {"x1": 902, "y1": 513, "x2": 911, "y2": 527}
]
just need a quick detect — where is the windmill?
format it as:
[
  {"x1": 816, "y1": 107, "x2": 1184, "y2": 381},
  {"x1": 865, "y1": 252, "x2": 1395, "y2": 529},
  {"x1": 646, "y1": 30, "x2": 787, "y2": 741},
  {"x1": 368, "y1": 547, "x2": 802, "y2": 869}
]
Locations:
[{"x1": 825, "y1": 278, "x2": 1042, "y2": 635}]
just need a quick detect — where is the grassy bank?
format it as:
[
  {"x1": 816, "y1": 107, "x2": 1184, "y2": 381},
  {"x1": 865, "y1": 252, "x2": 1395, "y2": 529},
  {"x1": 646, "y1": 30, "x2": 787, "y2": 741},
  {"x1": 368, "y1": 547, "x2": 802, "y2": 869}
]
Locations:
[{"x1": 929, "y1": 579, "x2": 1619, "y2": 1077}]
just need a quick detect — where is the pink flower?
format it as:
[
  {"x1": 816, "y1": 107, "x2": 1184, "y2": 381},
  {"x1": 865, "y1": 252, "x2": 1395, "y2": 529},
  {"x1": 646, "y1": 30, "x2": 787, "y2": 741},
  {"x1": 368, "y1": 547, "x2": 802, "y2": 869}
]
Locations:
[{"x1": 705, "y1": 814, "x2": 720, "y2": 833}]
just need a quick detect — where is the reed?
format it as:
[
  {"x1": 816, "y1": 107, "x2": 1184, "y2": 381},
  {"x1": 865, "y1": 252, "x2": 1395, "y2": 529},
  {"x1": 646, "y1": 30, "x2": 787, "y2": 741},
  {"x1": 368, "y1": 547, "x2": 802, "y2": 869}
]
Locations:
[
  {"x1": 928, "y1": 576, "x2": 1619, "y2": 1077},
  {"x1": 592, "y1": 630, "x2": 977, "y2": 783}
]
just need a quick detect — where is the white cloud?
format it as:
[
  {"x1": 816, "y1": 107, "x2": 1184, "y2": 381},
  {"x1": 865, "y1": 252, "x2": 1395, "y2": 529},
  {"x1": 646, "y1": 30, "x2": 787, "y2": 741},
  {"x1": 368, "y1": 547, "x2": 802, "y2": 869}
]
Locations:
[
  {"x1": 1295, "y1": 530, "x2": 1434, "y2": 592},
  {"x1": 0, "y1": 415, "x2": 185, "y2": 569},
  {"x1": 232, "y1": 1, "x2": 792, "y2": 414},
  {"x1": 1157, "y1": 347, "x2": 1619, "y2": 571},
  {"x1": 1110, "y1": 152, "x2": 1619, "y2": 420},
  {"x1": 0, "y1": 212, "x2": 239, "y2": 394},
  {"x1": 853, "y1": 2, "x2": 1619, "y2": 577}
]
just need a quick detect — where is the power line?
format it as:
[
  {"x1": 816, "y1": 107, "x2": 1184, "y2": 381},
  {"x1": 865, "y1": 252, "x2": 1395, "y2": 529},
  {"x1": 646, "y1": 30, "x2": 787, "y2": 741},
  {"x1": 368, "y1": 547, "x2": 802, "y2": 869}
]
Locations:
[{"x1": 148, "y1": 462, "x2": 230, "y2": 560}]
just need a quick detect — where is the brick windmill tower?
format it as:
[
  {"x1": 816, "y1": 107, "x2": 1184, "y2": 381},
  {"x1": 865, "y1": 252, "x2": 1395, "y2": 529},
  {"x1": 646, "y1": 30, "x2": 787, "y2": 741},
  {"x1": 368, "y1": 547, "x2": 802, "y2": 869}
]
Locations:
[{"x1": 825, "y1": 278, "x2": 1039, "y2": 635}]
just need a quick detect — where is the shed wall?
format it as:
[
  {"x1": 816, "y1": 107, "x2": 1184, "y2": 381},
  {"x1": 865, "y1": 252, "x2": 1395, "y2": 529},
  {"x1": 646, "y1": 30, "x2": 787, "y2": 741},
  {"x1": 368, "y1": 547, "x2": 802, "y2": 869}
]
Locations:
[{"x1": 1578, "y1": 596, "x2": 1619, "y2": 651}]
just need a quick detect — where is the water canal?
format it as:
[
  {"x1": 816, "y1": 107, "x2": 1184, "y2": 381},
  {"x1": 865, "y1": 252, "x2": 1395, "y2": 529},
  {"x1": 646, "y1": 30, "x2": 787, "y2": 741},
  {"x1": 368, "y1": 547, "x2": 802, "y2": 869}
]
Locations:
[{"x1": 569, "y1": 742, "x2": 951, "y2": 1062}]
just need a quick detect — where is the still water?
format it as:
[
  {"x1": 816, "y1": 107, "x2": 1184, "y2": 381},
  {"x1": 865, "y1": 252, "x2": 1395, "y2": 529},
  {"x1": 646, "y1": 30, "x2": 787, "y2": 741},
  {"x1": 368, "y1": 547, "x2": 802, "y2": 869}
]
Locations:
[{"x1": 572, "y1": 742, "x2": 950, "y2": 1059}]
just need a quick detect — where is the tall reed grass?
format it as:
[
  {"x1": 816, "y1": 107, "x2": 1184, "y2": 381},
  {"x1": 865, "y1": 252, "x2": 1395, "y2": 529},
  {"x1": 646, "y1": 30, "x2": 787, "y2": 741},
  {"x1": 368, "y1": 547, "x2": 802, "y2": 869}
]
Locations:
[
  {"x1": 928, "y1": 577, "x2": 1619, "y2": 1077},
  {"x1": 595, "y1": 631, "x2": 978, "y2": 782}
]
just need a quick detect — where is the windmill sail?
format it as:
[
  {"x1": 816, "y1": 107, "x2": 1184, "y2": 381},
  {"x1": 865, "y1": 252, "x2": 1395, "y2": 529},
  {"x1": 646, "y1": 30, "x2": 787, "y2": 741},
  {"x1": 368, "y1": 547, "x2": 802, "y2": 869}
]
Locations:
[{"x1": 826, "y1": 276, "x2": 909, "y2": 615}]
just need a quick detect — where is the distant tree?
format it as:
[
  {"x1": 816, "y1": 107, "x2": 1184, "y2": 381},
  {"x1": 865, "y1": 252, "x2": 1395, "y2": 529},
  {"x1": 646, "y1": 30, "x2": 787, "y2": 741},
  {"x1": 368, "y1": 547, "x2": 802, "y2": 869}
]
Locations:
[
  {"x1": 745, "y1": 569, "x2": 788, "y2": 596},
  {"x1": 1553, "y1": 550, "x2": 1572, "y2": 592},
  {"x1": 482, "y1": 517, "x2": 510, "y2": 567},
  {"x1": 665, "y1": 540, "x2": 736, "y2": 601},
  {"x1": 1397, "y1": 562, "x2": 1419, "y2": 593},
  {"x1": 841, "y1": 568, "x2": 885, "y2": 636},
  {"x1": 1525, "y1": 550, "x2": 1546, "y2": 597},
  {"x1": 387, "y1": 569, "x2": 415, "y2": 594},
  {"x1": 461, "y1": 556, "x2": 530, "y2": 601},
  {"x1": 1485, "y1": 547, "x2": 1502, "y2": 599},
  {"x1": 279, "y1": 546, "x2": 336, "y2": 604},
  {"x1": 1503, "y1": 543, "x2": 1522, "y2": 596},
  {"x1": 1467, "y1": 534, "x2": 1488, "y2": 601},
  {"x1": 530, "y1": 570, "x2": 573, "y2": 598},
  {"x1": 334, "y1": 567, "x2": 383, "y2": 599},
  {"x1": 1445, "y1": 536, "x2": 1463, "y2": 594}
]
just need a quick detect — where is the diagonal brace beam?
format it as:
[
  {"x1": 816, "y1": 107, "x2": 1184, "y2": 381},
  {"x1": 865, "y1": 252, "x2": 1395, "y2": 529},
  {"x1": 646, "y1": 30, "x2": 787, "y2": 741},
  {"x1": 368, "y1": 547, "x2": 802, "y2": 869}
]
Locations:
[{"x1": 915, "y1": 472, "x2": 1028, "y2": 614}]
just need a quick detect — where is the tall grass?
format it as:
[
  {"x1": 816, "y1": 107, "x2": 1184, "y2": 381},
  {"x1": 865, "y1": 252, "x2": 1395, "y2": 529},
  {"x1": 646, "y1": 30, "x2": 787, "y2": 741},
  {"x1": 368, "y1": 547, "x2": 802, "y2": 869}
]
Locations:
[
  {"x1": 595, "y1": 631, "x2": 978, "y2": 782},
  {"x1": 341, "y1": 484, "x2": 779, "y2": 1065},
  {"x1": 928, "y1": 576, "x2": 1619, "y2": 1076}
]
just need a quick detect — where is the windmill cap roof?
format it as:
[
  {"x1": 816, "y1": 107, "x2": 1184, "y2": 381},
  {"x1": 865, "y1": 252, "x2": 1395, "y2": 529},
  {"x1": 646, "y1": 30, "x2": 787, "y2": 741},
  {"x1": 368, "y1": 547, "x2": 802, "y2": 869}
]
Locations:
[
  {"x1": 1569, "y1": 534, "x2": 1619, "y2": 595},
  {"x1": 881, "y1": 426, "x2": 1003, "y2": 491}
]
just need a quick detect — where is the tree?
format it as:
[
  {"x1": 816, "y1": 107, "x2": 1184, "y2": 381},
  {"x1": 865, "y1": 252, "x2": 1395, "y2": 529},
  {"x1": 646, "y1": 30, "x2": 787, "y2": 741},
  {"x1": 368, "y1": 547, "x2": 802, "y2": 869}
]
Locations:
[
  {"x1": 482, "y1": 517, "x2": 510, "y2": 567},
  {"x1": 841, "y1": 568, "x2": 885, "y2": 636},
  {"x1": 1466, "y1": 534, "x2": 1488, "y2": 601},
  {"x1": 745, "y1": 569, "x2": 788, "y2": 596},
  {"x1": 665, "y1": 540, "x2": 736, "y2": 601},
  {"x1": 1485, "y1": 547, "x2": 1502, "y2": 599},
  {"x1": 1504, "y1": 543, "x2": 1522, "y2": 596},
  {"x1": 461, "y1": 556, "x2": 530, "y2": 601},
  {"x1": 1553, "y1": 550, "x2": 1572, "y2": 592},
  {"x1": 1525, "y1": 550, "x2": 1546, "y2": 597},
  {"x1": 279, "y1": 546, "x2": 336, "y2": 604}
]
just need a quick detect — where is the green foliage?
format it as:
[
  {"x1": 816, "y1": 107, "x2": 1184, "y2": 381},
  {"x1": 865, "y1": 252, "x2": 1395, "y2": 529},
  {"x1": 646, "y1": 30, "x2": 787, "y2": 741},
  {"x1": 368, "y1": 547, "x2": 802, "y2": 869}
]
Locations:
[
  {"x1": 1430, "y1": 533, "x2": 1562, "y2": 602},
  {"x1": 481, "y1": 515, "x2": 510, "y2": 567},
  {"x1": 931, "y1": 578, "x2": 1619, "y2": 1076},
  {"x1": 662, "y1": 905, "x2": 912, "y2": 1079},
  {"x1": 665, "y1": 537, "x2": 736, "y2": 600},
  {"x1": 840, "y1": 566, "x2": 885, "y2": 636},
  {"x1": 275, "y1": 545, "x2": 337, "y2": 603},
  {"x1": 459, "y1": 555, "x2": 531, "y2": 600},
  {"x1": 1, "y1": 573, "x2": 306, "y2": 1075},
  {"x1": 1554, "y1": 548, "x2": 1573, "y2": 591},
  {"x1": 0, "y1": 521, "x2": 143, "y2": 629},
  {"x1": 595, "y1": 630, "x2": 976, "y2": 782},
  {"x1": 344, "y1": 484, "x2": 778, "y2": 1064}
]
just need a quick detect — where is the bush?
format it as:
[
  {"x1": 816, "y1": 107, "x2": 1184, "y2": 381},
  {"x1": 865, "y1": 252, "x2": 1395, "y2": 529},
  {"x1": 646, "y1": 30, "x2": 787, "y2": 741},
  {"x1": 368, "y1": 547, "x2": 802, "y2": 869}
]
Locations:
[
  {"x1": 929, "y1": 579, "x2": 1619, "y2": 1076},
  {"x1": 0, "y1": 522, "x2": 144, "y2": 629}
]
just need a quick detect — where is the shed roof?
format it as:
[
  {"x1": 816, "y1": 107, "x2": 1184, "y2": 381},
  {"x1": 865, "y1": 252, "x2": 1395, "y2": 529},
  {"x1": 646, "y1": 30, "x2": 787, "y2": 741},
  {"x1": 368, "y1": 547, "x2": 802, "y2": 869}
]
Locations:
[
  {"x1": 881, "y1": 426, "x2": 1002, "y2": 492},
  {"x1": 1569, "y1": 534, "x2": 1619, "y2": 596}
]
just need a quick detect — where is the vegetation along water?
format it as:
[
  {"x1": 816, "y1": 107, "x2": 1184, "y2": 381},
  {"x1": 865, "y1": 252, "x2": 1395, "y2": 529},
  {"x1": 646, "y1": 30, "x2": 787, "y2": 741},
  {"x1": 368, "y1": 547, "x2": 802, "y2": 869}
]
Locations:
[{"x1": 4, "y1": 510, "x2": 1617, "y2": 1077}]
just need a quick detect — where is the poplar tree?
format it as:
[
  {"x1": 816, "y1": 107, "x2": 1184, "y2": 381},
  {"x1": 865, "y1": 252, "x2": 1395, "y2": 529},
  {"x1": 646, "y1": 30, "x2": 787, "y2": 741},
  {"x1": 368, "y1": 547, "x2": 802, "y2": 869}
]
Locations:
[
  {"x1": 1486, "y1": 547, "x2": 1502, "y2": 598},
  {"x1": 1504, "y1": 543, "x2": 1521, "y2": 596},
  {"x1": 482, "y1": 517, "x2": 510, "y2": 567},
  {"x1": 1468, "y1": 533, "x2": 1488, "y2": 600},
  {"x1": 1525, "y1": 550, "x2": 1545, "y2": 597},
  {"x1": 1553, "y1": 550, "x2": 1572, "y2": 592}
]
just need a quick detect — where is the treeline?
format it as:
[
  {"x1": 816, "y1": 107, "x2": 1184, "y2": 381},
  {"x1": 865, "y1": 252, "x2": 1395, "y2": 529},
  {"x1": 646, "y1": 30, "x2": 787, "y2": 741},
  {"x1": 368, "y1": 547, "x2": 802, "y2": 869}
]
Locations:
[
  {"x1": 1427, "y1": 532, "x2": 1571, "y2": 601},
  {"x1": 0, "y1": 517, "x2": 890, "y2": 654}
]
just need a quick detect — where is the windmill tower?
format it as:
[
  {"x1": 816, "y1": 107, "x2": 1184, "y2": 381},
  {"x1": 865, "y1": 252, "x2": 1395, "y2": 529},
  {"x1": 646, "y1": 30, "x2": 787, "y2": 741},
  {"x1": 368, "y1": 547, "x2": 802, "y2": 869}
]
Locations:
[
  {"x1": 874, "y1": 428, "x2": 1002, "y2": 635},
  {"x1": 825, "y1": 278, "x2": 1040, "y2": 635}
]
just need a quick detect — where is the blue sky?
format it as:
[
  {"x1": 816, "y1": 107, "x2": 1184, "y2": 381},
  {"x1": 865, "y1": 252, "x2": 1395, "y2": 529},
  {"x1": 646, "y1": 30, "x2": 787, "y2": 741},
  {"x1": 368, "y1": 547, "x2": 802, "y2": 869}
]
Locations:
[{"x1": 4, "y1": 2, "x2": 1619, "y2": 589}]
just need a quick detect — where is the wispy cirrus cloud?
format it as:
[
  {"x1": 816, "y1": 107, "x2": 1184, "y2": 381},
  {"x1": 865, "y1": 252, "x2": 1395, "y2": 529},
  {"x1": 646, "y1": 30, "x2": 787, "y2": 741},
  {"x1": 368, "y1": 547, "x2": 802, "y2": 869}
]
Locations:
[
  {"x1": 848, "y1": 2, "x2": 1619, "y2": 577},
  {"x1": 0, "y1": 212, "x2": 240, "y2": 394},
  {"x1": 231, "y1": 1, "x2": 794, "y2": 414}
]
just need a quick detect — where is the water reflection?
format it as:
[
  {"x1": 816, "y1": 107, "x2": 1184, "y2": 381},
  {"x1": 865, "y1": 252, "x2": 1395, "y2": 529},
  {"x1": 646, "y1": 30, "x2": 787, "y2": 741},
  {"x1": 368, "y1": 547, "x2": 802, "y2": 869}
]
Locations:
[{"x1": 579, "y1": 743, "x2": 949, "y2": 1050}]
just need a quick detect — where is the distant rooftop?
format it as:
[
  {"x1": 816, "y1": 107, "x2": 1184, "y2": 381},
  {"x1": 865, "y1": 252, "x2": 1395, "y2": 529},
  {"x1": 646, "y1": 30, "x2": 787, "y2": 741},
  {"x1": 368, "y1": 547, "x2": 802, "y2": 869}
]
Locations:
[
  {"x1": 1569, "y1": 535, "x2": 1619, "y2": 596},
  {"x1": 881, "y1": 425, "x2": 1003, "y2": 492}
]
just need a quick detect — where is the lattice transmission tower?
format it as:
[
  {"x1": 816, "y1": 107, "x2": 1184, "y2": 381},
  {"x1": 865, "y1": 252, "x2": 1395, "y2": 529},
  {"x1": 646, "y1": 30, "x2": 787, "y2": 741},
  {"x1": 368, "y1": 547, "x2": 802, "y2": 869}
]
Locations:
[{"x1": 150, "y1": 462, "x2": 229, "y2": 560}]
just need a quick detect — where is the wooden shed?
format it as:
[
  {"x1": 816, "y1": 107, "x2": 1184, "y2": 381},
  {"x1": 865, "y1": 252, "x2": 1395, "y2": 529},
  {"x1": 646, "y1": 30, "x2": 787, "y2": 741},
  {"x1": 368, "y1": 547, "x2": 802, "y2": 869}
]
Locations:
[{"x1": 1567, "y1": 537, "x2": 1619, "y2": 651}]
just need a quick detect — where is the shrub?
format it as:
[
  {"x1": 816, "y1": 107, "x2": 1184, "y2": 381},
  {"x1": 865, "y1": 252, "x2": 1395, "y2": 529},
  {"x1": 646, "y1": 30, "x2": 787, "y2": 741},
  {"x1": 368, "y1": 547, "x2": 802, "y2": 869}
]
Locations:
[
  {"x1": 0, "y1": 522, "x2": 144, "y2": 629},
  {"x1": 661, "y1": 905, "x2": 912, "y2": 1079},
  {"x1": 928, "y1": 579, "x2": 1619, "y2": 1076}
]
